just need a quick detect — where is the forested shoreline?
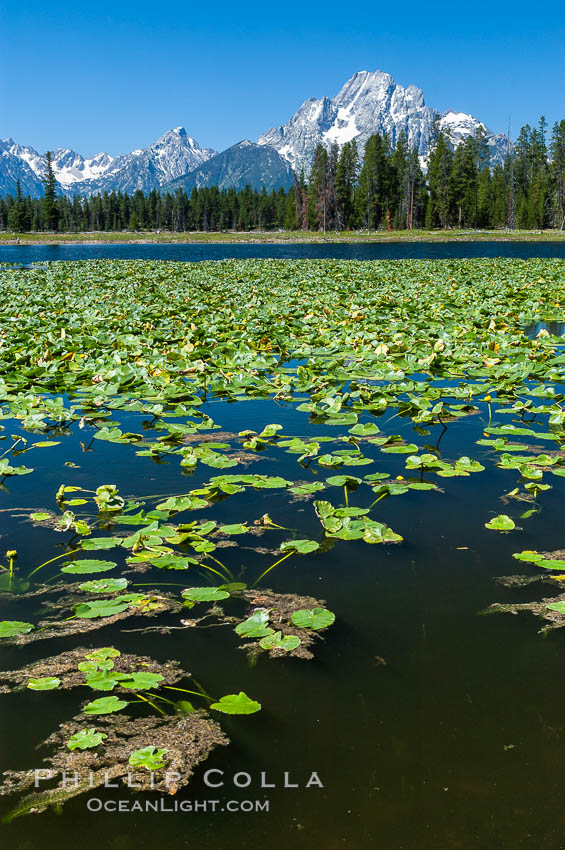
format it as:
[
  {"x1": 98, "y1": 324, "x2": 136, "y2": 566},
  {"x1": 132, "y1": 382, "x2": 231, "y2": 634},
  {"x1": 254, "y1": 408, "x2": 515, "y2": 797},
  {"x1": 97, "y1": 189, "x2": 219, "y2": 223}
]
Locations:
[{"x1": 1, "y1": 119, "x2": 564, "y2": 233}]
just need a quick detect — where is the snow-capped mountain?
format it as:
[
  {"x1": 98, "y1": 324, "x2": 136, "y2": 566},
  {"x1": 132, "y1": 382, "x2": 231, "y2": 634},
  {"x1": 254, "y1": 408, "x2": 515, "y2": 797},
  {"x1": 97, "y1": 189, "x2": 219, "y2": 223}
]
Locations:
[
  {"x1": 0, "y1": 140, "x2": 46, "y2": 196},
  {"x1": 74, "y1": 127, "x2": 216, "y2": 196},
  {"x1": 258, "y1": 70, "x2": 508, "y2": 172},
  {"x1": 1, "y1": 139, "x2": 116, "y2": 190},
  {"x1": 51, "y1": 149, "x2": 115, "y2": 186},
  {"x1": 161, "y1": 140, "x2": 294, "y2": 194},
  {"x1": 439, "y1": 110, "x2": 508, "y2": 163},
  {"x1": 0, "y1": 73, "x2": 512, "y2": 198},
  {"x1": 0, "y1": 128, "x2": 215, "y2": 197}
]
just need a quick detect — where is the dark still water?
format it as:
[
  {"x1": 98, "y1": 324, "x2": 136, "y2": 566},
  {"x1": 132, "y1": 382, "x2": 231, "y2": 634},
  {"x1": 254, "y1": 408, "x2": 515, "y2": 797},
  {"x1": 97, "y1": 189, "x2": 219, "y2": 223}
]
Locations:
[
  {"x1": 2, "y1": 240, "x2": 565, "y2": 264},
  {"x1": 1, "y1": 257, "x2": 565, "y2": 850},
  {"x1": 1, "y1": 397, "x2": 565, "y2": 850}
]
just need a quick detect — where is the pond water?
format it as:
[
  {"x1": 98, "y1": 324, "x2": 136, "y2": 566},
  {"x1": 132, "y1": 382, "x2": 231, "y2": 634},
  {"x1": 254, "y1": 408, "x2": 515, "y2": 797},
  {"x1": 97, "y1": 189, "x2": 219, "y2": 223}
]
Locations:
[
  {"x1": 1, "y1": 257, "x2": 565, "y2": 849},
  {"x1": 2, "y1": 240, "x2": 565, "y2": 263},
  {"x1": 2, "y1": 397, "x2": 565, "y2": 849}
]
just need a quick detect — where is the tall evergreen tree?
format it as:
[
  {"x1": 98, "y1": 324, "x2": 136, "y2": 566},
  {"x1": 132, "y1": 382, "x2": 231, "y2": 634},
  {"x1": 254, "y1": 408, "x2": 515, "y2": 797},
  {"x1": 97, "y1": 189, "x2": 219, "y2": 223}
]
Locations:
[
  {"x1": 335, "y1": 141, "x2": 358, "y2": 230},
  {"x1": 42, "y1": 151, "x2": 59, "y2": 231},
  {"x1": 356, "y1": 133, "x2": 392, "y2": 230},
  {"x1": 426, "y1": 132, "x2": 453, "y2": 228},
  {"x1": 550, "y1": 120, "x2": 565, "y2": 229},
  {"x1": 308, "y1": 145, "x2": 330, "y2": 231},
  {"x1": 7, "y1": 180, "x2": 28, "y2": 232}
]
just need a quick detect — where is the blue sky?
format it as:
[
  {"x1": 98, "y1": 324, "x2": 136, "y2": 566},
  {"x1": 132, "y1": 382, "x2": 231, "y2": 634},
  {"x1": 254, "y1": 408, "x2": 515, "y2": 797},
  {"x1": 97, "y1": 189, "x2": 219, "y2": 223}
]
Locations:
[{"x1": 1, "y1": 0, "x2": 563, "y2": 156}]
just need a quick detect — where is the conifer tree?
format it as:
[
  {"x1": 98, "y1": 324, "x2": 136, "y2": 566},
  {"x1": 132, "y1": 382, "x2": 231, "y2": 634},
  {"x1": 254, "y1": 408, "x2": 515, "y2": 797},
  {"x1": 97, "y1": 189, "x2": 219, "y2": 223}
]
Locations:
[
  {"x1": 308, "y1": 145, "x2": 330, "y2": 231},
  {"x1": 550, "y1": 120, "x2": 565, "y2": 229},
  {"x1": 7, "y1": 180, "x2": 28, "y2": 232},
  {"x1": 42, "y1": 151, "x2": 59, "y2": 231},
  {"x1": 426, "y1": 132, "x2": 453, "y2": 228},
  {"x1": 335, "y1": 141, "x2": 358, "y2": 229}
]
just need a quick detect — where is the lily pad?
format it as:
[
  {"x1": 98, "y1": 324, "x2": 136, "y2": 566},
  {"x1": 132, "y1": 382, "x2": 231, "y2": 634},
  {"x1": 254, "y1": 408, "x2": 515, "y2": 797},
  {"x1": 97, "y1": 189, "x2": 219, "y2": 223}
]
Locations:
[
  {"x1": 279, "y1": 539, "x2": 320, "y2": 554},
  {"x1": 67, "y1": 728, "x2": 108, "y2": 751},
  {"x1": 235, "y1": 610, "x2": 273, "y2": 638},
  {"x1": 485, "y1": 514, "x2": 516, "y2": 531},
  {"x1": 291, "y1": 607, "x2": 335, "y2": 630},
  {"x1": 121, "y1": 672, "x2": 165, "y2": 690},
  {"x1": 0, "y1": 621, "x2": 34, "y2": 638},
  {"x1": 27, "y1": 677, "x2": 61, "y2": 691},
  {"x1": 129, "y1": 746, "x2": 169, "y2": 770},
  {"x1": 61, "y1": 559, "x2": 117, "y2": 574},
  {"x1": 209, "y1": 692, "x2": 261, "y2": 714},
  {"x1": 78, "y1": 578, "x2": 128, "y2": 593},
  {"x1": 83, "y1": 696, "x2": 128, "y2": 715},
  {"x1": 259, "y1": 631, "x2": 301, "y2": 651},
  {"x1": 182, "y1": 587, "x2": 230, "y2": 605},
  {"x1": 73, "y1": 598, "x2": 131, "y2": 619},
  {"x1": 80, "y1": 537, "x2": 122, "y2": 550}
]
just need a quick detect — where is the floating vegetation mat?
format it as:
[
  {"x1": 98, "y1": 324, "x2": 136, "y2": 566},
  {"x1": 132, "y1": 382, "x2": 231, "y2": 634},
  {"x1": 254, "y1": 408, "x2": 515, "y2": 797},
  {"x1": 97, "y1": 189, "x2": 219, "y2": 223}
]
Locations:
[
  {"x1": 1, "y1": 711, "x2": 228, "y2": 817},
  {"x1": 1, "y1": 257, "x2": 565, "y2": 818}
]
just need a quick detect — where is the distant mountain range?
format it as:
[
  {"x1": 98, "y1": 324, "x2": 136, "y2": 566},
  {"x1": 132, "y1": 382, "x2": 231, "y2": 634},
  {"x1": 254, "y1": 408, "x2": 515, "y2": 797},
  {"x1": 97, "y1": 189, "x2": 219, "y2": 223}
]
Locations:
[
  {"x1": 258, "y1": 70, "x2": 508, "y2": 174},
  {"x1": 0, "y1": 70, "x2": 509, "y2": 198},
  {"x1": 0, "y1": 128, "x2": 216, "y2": 198},
  {"x1": 162, "y1": 141, "x2": 294, "y2": 194}
]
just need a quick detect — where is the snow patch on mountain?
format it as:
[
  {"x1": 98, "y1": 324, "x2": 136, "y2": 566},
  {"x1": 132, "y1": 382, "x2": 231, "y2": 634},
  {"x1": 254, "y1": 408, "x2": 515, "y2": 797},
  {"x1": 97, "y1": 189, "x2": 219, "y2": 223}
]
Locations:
[
  {"x1": 161, "y1": 140, "x2": 294, "y2": 194},
  {"x1": 258, "y1": 70, "x2": 508, "y2": 173},
  {"x1": 438, "y1": 110, "x2": 508, "y2": 164},
  {"x1": 0, "y1": 127, "x2": 215, "y2": 197}
]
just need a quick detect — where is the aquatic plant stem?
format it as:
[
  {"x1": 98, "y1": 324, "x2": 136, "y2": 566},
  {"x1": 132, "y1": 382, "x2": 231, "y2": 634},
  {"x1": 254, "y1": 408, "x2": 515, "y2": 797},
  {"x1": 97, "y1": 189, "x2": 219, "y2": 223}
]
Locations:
[
  {"x1": 131, "y1": 582, "x2": 189, "y2": 587},
  {"x1": 0, "y1": 437, "x2": 24, "y2": 459},
  {"x1": 252, "y1": 550, "x2": 295, "y2": 587},
  {"x1": 201, "y1": 562, "x2": 232, "y2": 582},
  {"x1": 204, "y1": 554, "x2": 234, "y2": 581},
  {"x1": 163, "y1": 686, "x2": 214, "y2": 701},
  {"x1": 145, "y1": 692, "x2": 177, "y2": 707},
  {"x1": 134, "y1": 692, "x2": 166, "y2": 716},
  {"x1": 27, "y1": 548, "x2": 81, "y2": 578}
]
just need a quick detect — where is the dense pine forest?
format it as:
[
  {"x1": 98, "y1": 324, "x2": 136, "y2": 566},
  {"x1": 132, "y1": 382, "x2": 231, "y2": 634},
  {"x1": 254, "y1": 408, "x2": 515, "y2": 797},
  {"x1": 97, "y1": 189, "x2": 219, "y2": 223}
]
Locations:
[{"x1": 1, "y1": 118, "x2": 564, "y2": 232}]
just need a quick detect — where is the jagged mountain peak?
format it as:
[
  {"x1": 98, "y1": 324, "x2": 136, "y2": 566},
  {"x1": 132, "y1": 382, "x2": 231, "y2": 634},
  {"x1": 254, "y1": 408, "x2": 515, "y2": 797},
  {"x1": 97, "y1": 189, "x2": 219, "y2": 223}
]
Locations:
[
  {"x1": 1, "y1": 72, "x2": 511, "y2": 198},
  {"x1": 258, "y1": 69, "x2": 508, "y2": 173},
  {"x1": 0, "y1": 128, "x2": 216, "y2": 197},
  {"x1": 161, "y1": 140, "x2": 294, "y2": 194}
]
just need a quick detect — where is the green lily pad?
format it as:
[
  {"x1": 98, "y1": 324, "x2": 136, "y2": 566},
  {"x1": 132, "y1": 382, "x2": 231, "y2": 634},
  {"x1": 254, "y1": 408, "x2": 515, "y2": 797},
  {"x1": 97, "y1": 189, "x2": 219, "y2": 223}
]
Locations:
[
  {"x1": 27, "y1": 677, "x2": 61, "y2": 690},
  {"x1": 182, "y1": 587, "x2": 230, "y2": 605},
  {"x1": 61, "y1": 559, "x2": 117, "y2": 574},
  {"x1": 85, "y1": 672, "x2": 129, "y2": 691},
  {"x1": 209, "y1": 692, "x2": 261, "y2": 714},
  {"x1": 80, "y1": 537, "x2": 122, "y2": 550},
  {"x1": 73, "y1": 598, "x2": 131, "y2": 619},
  {"x1": 85, "y1": 647, "x2": 121, "y2": 661},
  {"x1": 120, "y1": 672, "x2": 165, "y2": 690},
  {"x1": 0, "y1": 620, "x2": 34, "y2": 638},
  {"x1": 259, "y1": 631, "x2": 301, "y2": 651},
  {"x1": 290, "y1": 607, "x2": 335, "y2": 630},
  {"x1": 83, "y1": 696, "x2": 128, "y2": 715},
  {"x1": 348, "y1": 422, "x2": 380, "y2": 436},
  {"x1": 67, "y1": 728, "x2": 108, "y2": 751},
  {"x1": 129, "y1": 746, "x2": 169, "y2": 770},
  {"x1": 485, "y1": 514, "x2": 516, "y2": 531},
  {"x1": 512, "y1": 551, "x2": 565, "y2": 570},
  {"x1": 78, "y1": 578, "x2": 128, "y2": 593},
  {"x1": 218, "y1": 523, "x2": 249, "y2": 534},
  {"x1": 235, "y1": 610, "x2": 273, "y2": 638},
  {"x1": 279, "y1": 539, "x2": 320, "y2": 554}
]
